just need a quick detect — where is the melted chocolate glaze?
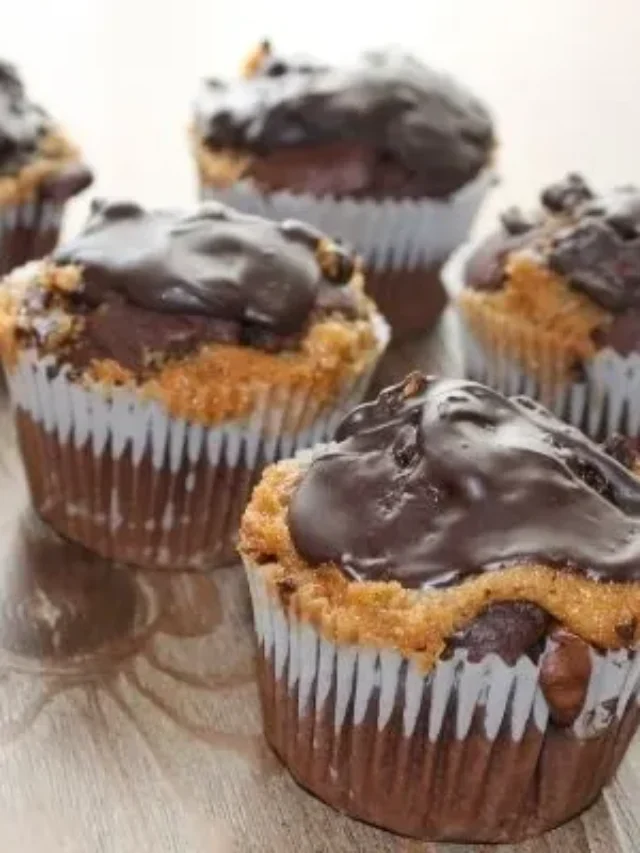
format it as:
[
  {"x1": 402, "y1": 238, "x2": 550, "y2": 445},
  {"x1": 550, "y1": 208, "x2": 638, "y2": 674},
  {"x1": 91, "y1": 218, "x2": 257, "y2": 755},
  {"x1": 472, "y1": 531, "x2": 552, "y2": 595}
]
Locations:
[
  {"x1": 288, "y1": 374, "x2": 640, "y2": 589},
  {"x1": 48, "y1": 199, "x2": 360, "y2": 368},
  {"x1": 465, "y1": 174, "x2": 640, "y2": 329},
  {"x1": 194, "y1": 47, "x2": 494, "y2": 198}
]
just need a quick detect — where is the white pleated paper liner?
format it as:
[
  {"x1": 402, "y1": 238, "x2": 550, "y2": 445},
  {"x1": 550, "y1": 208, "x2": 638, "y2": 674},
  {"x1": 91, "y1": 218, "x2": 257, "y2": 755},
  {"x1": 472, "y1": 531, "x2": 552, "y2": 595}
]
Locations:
[
  {"x1": 6, "y1": 314, "x2": 388, "y2": 570},
  {"x1": 462, "y1": 324, "x2": 640, "y2": 439},
  {"x1": 244, "y1": 563, "x2": 640, "y2": 841},
  {"x1": 200, "y1": 168, "x2": 495, "y2": 274},
  {"x1": 0, "y1": 200, "x2": 64, "y2": 276}
]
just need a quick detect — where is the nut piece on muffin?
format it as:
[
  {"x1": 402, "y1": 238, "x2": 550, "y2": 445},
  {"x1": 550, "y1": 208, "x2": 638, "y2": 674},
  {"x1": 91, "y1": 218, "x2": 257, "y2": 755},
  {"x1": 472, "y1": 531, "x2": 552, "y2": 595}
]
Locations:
[
  {"x1": 192, "y1": 42, "x2": 496, "y2": 340},
  {"x1": 459, "y1": 173, "x2": 640, "y2": 436},
  {"x1": 0, "y1": 199, "x2": 387, "y2": 570},
  {"x1": 0, "y1": 60, "x2": 92, "y2": 272},
  {"x1": 240, "y1": 372, "x2": 640, "y2": 843}
]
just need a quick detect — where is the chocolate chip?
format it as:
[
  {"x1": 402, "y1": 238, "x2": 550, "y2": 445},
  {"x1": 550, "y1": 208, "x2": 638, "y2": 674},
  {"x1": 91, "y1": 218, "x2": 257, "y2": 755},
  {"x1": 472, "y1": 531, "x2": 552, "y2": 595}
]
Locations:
[
  {"x1": 264, "y1": 59, "x2": 288, "y2": 77},
  {"x1": 615, "y1": 616, "x2": 637, "y2": 644},
  {"x1": 500, "y1": 206, "x2": 534, "y2": 236},
  {"x1": 541, "y1": 173, "x2": 593, "y2": 214}
]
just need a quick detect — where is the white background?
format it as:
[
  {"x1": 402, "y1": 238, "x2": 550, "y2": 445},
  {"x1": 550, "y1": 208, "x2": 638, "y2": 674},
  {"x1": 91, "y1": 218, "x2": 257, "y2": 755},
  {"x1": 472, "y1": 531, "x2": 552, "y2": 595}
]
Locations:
[{"x1": 5, "y1": 0, "x2": 640, "y2": 234}]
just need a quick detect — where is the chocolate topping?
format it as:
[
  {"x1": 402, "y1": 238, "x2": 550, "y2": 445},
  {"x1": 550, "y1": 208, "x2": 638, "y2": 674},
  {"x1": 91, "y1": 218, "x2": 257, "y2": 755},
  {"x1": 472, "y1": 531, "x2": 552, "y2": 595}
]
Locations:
[
  {"x1": 603, "y1": 434, "x2": 640, "y2": 471},
  {"x1": 540, "y1": 173, "x2": 594, "y2": 215},
  {"x1": 548, "y1": 196, "x2": 640, "y2": 311},
  {"x1": 195, "y1": 46, "x2": 494, "y2": 198},
  {"x1": 466, "y1": 174, "x2": 640, "y2": 325},
  {"x1": 48, "y1": 199, "x2": 361, "y2": 369},
  {"x1": 288, "y1": 373, "x2": 640, "y2": 589},
  {"x1": 0, "y1": 61, "x2": 51, "y2": 175}
]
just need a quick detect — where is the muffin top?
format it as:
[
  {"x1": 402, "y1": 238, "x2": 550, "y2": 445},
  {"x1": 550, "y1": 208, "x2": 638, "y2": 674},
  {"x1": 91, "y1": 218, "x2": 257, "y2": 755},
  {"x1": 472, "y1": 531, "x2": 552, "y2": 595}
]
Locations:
[
  {"x1": 464, "y1": 173, "x2": 640, "y2": 356},
  {"x1": 194, "y1": 42, "x2": 494, "y2": 198},
  {"x1": 241, "y1": 373, "x2": 640, "y2": 672},
  {"x1": 0, "y1": 60, "x2": 91, "y2": 202},
  {"x1": 0, "y1": 199, "x2": 379, "y2": 423}
]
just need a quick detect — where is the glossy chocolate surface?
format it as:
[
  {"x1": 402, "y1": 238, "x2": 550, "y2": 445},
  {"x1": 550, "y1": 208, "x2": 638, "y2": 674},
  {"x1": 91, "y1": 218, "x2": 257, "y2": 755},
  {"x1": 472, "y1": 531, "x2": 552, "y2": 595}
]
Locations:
[
  {"x1": 195, "y1": 47, "x2": 494, "y2": 198},
  {"x1": 47, "y1": 199, "x2": 361, "y2": 369},
  {"x1": 466, "y1": 174, "x2": 640, "y2": 320},
  {"x1": 289, "y1": 374, "x2": 640, "y2": 588}
]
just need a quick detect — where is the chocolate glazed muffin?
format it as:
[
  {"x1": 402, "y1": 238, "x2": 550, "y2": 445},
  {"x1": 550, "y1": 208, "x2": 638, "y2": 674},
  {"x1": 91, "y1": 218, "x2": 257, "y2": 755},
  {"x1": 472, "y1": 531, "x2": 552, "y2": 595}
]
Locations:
[
  {"x1": 192, "y1": 42, "x2": 496, "y2": 340},
  {"x1": 0, "y1": 61, "x2": 92, "y2": 274},
  {"x1": 0, "y1": 200, "x2": 387, "y2": 570},
  {"x1": 240, "y1": 373, "x2": 640, "y2": 843},
  {"x1": 459, "y1": 173, "x2": 640, "y2": 437}
]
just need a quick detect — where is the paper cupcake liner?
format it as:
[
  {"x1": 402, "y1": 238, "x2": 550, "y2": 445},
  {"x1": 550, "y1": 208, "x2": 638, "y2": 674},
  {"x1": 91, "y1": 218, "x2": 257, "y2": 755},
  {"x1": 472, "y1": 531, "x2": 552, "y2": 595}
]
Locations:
[
  {"x1": 460, "y1": 305, "x2": 640, "y2": 439},
  {"x1": 200, "y1": 171, "x2": 493, "y2": 271},
  {"x1": 244, "y1": 564, "x2": 640, "y2": 843},
  {"x1": 0, "y1": 200, "x2": 64, "y2": 276},
  {"x1": 6, "y1": 316, "x2": 387, "y2": 570},
  {"x1": 200, "y1": 170, "x2": 494, "y2": 339}
]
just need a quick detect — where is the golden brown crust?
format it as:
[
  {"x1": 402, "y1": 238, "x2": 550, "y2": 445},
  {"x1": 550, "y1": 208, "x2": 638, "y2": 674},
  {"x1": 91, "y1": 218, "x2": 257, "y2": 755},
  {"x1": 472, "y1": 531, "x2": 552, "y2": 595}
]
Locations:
[
  {"x1": 459, "y1": 253, "x2": 609, "y2": 382},
  {"x1": 119, "y1": 312, "x2": 377, "y2": 424},
  {"x1": 0, "y1": 261, "x2": 383, "y2": 426},
  {"x1": 239, "y1": 459, "x2": 640, "y2": 670},
  {"x1": 0, "y1": 128, "x2": 84, "y2": 206}
]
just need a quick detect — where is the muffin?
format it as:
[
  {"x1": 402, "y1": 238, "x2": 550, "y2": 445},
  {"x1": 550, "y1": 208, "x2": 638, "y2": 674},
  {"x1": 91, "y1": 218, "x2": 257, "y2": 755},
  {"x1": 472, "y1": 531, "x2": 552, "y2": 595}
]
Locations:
[
  {"x1": 240, "y1": 372, "x2": 640, "y2": 843},
  {"x1": 192, "y1": 42, "x2": 495, "y2": 340},
  {"x1": 0, "y1": 60, "x2": 92, "y2": 274},
  {"x1": 459, "y1": 173, "x2": 640, "y2": 438},
  {"x1": 0, "y1": 199, "x2": 387, "y2": 570}
]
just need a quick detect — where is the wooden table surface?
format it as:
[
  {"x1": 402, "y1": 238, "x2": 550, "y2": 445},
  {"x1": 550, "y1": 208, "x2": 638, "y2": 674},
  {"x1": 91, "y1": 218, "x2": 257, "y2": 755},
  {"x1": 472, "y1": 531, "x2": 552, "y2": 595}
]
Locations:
[
  {"x1": 4, "y1": 2, "x2": 640, "y2": 847},
  {"x1": 0, "y1": 306, "x2": 638, "y2": 853}
]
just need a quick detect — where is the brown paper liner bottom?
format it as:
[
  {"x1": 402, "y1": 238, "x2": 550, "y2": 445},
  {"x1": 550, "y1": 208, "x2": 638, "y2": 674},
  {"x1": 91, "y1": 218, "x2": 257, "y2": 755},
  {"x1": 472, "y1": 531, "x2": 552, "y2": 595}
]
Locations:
[
  {"x1": 15, "y1": 409, "x2": 268, "y2": 571},
  {"x1": 365, "y1": 264, "x2": 448, "y2": 342},
  {"x1": 0, "y1": 204, "x2": 60, "y2": 276},
  {"x1": 256, "y1": 653, "x2": 640, "y2": 843}
]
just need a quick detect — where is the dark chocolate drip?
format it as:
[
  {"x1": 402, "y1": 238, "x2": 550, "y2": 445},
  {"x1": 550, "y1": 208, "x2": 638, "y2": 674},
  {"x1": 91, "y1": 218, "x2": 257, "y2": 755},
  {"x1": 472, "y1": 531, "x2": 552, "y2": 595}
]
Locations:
[
  {"x1": 194, "y1": 48, "x2": 494, "y2": 197},
  {"x1": 52, "y1": 200, "x2": 360, "y2": 364},
  {"x1": 0, "y1": 61, "x2": 50, "y2": 175},
  {"x1": 288, "y1": 374, "x2": 640, "y2": 589}
]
